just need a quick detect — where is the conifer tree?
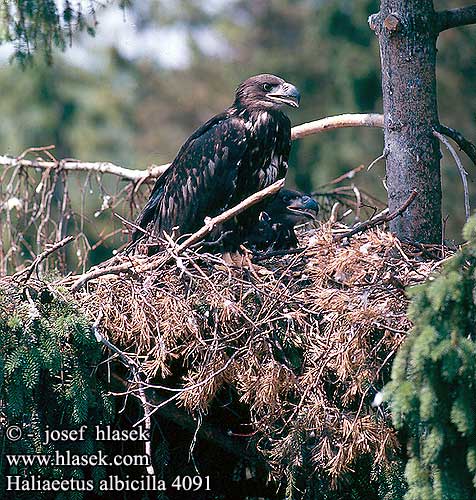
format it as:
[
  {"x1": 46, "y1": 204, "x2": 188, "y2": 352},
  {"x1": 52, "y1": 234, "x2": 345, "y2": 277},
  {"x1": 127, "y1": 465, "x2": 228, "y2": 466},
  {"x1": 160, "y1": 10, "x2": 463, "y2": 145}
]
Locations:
[
  {"x1": 0, "y1": 284, "x2": 114, "y2": 499},
  {"x1": 386, "y1": 216, "x2": 476, "y2": 500},
  {"x1": 0, "y1": 0, "x2": 130, "y2": 64}
]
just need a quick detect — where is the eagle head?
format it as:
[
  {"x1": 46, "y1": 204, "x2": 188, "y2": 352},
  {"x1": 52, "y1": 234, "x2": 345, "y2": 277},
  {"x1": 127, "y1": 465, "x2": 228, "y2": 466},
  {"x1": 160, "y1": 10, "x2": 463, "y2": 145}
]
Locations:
[
  {"x1": 234, "y1": 74, "x2": 301, "y2": 111},
  {"x1": 262, "y1": 189, "x2": 319, "y2": 227}
]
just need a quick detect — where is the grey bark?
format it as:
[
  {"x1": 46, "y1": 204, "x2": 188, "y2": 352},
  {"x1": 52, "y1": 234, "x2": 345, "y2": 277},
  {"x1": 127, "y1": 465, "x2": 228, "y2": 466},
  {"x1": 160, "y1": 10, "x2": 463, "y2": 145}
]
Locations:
[{"x1": 370, "y1": 0, "x2": 442, "y2": 243}]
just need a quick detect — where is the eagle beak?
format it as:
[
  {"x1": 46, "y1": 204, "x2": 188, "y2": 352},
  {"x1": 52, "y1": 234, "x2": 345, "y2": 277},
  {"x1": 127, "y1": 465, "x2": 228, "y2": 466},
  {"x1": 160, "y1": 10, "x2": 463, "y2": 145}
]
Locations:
[
  {"x1": 267, "y1": 83, "x2": 301, "y2": 108},
  {"x1": 287, "y1": 196, "x2": 319, "y2": 219}
]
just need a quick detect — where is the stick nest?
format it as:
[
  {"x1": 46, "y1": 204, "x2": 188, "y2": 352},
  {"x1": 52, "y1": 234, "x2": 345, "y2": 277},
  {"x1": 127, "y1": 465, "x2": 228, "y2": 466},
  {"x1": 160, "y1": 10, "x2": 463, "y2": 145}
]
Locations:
[{"x1": 75, "y1": 223, "x2": 449, "y2": 482}]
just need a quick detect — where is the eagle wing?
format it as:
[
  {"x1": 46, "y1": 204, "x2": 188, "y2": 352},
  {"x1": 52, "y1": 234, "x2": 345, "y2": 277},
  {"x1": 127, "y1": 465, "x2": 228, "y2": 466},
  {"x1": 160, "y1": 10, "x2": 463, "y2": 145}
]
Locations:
[{"x1": 133, "y1": 112, "x2": 249, "y2": 242}]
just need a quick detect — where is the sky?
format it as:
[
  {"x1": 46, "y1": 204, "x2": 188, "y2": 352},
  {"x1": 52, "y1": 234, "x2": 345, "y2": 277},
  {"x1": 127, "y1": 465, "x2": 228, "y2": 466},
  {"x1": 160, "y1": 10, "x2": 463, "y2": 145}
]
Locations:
[{"x1": 0, "y1": 0, "x2": 229, "y2": 69}]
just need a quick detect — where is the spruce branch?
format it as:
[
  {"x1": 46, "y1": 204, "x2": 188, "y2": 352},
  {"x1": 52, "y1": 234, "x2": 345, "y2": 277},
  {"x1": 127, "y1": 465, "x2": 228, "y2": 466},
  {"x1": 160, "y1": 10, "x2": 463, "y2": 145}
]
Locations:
[
  {"x1": 437, "y1": 5, "x2": 476, "y2": 32},
  {"x1": 435, "y1": 124, "x2": 476, "y2": 166},
  {"x1": 434, "y1": 130, "x2": 471, "y2": 221}
]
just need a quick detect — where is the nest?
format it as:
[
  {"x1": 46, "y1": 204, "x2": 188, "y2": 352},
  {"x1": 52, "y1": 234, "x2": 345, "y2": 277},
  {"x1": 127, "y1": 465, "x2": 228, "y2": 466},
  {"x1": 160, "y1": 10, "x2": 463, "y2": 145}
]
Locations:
[{"x1": 74, "y1": 223, "x2": 448, "y2": 483}]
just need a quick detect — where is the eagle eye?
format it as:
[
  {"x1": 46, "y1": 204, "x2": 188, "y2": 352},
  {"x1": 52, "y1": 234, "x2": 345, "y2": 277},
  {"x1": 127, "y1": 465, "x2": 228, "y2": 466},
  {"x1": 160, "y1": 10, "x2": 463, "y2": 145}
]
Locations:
[{"x1": 263, "y1": 83, "x2": 273, "y2": 92}]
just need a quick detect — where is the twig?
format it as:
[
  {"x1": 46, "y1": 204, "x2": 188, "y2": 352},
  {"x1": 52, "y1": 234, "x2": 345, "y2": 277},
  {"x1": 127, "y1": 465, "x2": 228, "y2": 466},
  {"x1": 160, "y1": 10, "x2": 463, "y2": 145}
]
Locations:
[
  {"x1": 434, "y1": 130, "x2": 470, "y2": 221},
  {"x1": 252, "y1": 247, "x2": 306, "y2": 262},
  {"x1": 367, "y1": 153, "x2": 386, "y2": 171},
  {"x1": 0, "y1": 154, "x2": 170, "y2": 181},
  {"x1": 13, "y1": 235, "x2": 75, "y2": 282},
  {"x1": 175, "y1": 179, "x2": 285, "y2": 253},
  {"x1": 316, "y1": 164, "x2": 365, "y2": 189},
  {"x1": 435, "y1": 124, "x2": 476, "y2": 166},
  {"x1": 333, "y1": 191, "x2": 418, "y2": 242},
  {"x1": 437, "y1": 6, "x2": 476, "y2": 32},
  {"x1": 91, "y1": 314, "x2": 155, "y2": 476},
  {"x1": 352, "y1": 185, "x2": 362, "y2": 222}
]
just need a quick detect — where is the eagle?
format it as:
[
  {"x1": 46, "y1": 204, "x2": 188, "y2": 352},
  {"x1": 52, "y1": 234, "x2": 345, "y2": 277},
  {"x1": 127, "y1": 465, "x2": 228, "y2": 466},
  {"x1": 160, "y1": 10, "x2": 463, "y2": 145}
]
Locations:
[
  {"x1": 131, "y1": 74, "x2": 300, "y2": 258},
  {"x1": 244, "y1": 188, "x2": 319, "y2": 252}
]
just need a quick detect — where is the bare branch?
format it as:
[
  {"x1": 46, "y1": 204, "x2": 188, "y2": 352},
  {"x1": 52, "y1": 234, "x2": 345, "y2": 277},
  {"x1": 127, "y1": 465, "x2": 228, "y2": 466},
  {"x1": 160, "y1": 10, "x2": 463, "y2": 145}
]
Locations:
[
  {"x1": 176, "y1": 179, "x2": 285, "y2": 253},
  {"x1": 291, "y1": 113, "x2": 383, "y2": 140},
  {"x1": 434, "y1": 130, "x2": 471, "y2": 221},
  {"x1": 334, "y1": 190, "x2": 418, "y2": 242},
  {"x1": 13, "y1": 235, "x2": 75, "y2": 282},
  {"x1": 317, "y1": 164, "x2": 366, "y2": 189},
  {"x1": 0, "y1": 154, "x2": 170, "y2": 182},
  {"x1": 435, "y1": 124, "x2": 476, "y2": 166},
  {"x1": 437, "y1": 5, "x2": 476, "y2": 32},
  {"x1": 0, "y1": 113, "x2": 385, "y2": 182}
]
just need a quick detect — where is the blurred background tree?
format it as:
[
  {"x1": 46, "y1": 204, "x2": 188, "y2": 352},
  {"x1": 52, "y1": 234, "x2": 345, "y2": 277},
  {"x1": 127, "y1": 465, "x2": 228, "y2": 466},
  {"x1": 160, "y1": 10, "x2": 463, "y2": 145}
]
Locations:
[{"x1": 0, "y1": 0, "x2": 475, "y2": 261}]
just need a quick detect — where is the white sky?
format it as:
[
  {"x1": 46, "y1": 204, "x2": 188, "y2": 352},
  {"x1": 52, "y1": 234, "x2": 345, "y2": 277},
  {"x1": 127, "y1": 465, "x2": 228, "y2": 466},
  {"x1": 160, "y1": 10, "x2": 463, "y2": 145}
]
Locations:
[{"x1": 0, "y1": 0, "x2": 229, "y2": 69}]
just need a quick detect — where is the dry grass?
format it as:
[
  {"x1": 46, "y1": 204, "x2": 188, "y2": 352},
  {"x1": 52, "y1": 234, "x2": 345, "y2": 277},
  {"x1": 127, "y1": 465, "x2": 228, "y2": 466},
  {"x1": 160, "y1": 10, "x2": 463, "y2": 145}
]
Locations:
[{"x1": 73, "y1": 222, "x2": 449, "y2": 482}]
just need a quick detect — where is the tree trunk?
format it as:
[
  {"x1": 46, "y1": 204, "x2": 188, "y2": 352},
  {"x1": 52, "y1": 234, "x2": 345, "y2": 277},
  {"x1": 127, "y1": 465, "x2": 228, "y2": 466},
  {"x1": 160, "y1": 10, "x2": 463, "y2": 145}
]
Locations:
[{"x1": 370, "y1": 0, "x2": 442, "y2": 243}]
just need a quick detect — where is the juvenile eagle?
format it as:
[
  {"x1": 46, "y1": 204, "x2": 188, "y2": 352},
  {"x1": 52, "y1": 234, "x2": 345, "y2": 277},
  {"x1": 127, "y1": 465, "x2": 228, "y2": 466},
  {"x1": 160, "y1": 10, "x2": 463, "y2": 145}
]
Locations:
[
  {"x1": 131, "y1": 74, "x2": 300, "y2": 254},
  {"x1": 244, "y1": 188, "x2": 319, "y2": 252}
]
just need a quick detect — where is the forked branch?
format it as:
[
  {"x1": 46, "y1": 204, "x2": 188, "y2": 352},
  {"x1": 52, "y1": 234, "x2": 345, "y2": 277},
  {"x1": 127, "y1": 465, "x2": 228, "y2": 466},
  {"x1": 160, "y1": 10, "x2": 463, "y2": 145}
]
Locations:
[{"x1": 436, "y1": 124, "x2": 476, "y2": 166}]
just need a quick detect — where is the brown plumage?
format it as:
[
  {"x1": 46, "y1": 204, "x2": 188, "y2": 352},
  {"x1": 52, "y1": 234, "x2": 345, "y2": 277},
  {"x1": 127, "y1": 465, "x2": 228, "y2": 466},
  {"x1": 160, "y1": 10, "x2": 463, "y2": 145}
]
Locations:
[{"x1": 132, "y1": 74, "x2": 300, "y2": 252}]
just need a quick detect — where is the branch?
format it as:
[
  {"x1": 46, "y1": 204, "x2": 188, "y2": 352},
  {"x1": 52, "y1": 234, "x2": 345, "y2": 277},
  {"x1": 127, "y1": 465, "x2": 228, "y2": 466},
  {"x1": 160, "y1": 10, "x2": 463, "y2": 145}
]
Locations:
[
  {"x1": 13, "y1": 235, "x2": 75, "y2": 282},
  {"x1": 316, "y1": 164, "x2": 366, "y2": 189},
  {"x1": 0, "y1": 113, "x2": 385, "y2": 181},
  {"x1": 435, "y1": 124, "x2": 476, "y2": 166},
  {"x1": 291, "y1": 113, "x2": 383, "y2": 140},
  {"x1": 176, "y1": 179, "x2": 285, "y2": 253},
  {"x1": 111, "y1": 373, "x2": 260, "y2": 461},
  {"x1": 70, "y1": 179, "x2": 285, "y2": 291},
  {"x1": 434, "y1": 130, "x2": 471, "y2": 221},
  {"x1": 0, "y1": 154, "x2": 170, "y2": 182},
  {"x1": 333, "y1": 190, "x2": 418, "y2": 242},
  {"x1": 437, "y1": 5, "x2": 476, "y2": 32},
  {"x1": 92, "y1": 314, "x2": 155, "y2": 476}
]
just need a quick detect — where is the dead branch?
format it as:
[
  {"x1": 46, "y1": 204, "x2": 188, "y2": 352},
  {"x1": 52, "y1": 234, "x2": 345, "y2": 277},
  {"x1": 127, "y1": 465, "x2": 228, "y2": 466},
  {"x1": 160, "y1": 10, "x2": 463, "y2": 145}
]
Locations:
[
  {"x1": 437, "y1": 5, "x2": 476, "y2": 32},
  {"x1": 291, "y1": 113, "x2": 384, "y2": 140},
  {"x1": 176, "y1": 179, "x2": 285, "y2": 253},
  {"x1": 434, "y1": 130, "x2": 470, "y2": 221},
  {"x1": 0, "y1": 113, "x2": 385, "y2": 182},
  {"x1": 0, "y1": 154, "x2": 170, "y2": 182},
  {"x1": 435, "y1": 124, "x2": 476, "y2": 166},
  {"x1": 252, "y1": 247, "x2": 306, "y2": 262},
  {"x1": 316, "y1": 164, "x2": 365, "y2": 189},
  {"x1": 334, "y1": 190, "x2": 418, "y2": 242},
  {"x1": 14, "y1": 235, "x2": 75, "y2": 282},
  {"x1": 69, "y1": 179, "x2": 285, "y2": 291}
]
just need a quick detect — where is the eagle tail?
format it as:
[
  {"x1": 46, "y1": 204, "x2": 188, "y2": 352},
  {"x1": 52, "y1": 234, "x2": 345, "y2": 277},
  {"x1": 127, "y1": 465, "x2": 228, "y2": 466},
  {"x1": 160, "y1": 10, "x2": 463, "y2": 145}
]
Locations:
[{"x1": 131, "y1": 184, "x2": 164, "y2": 242}]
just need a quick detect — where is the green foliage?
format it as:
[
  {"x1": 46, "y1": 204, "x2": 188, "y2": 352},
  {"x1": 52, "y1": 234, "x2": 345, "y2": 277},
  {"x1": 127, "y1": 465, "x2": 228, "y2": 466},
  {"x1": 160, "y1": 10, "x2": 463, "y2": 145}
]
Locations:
[
  {"x1": 0, "y1": 282, "x2": 114, "y2": 499},
  {"x1": 386, "y1": 215, "x2": 476, "y2": 500},
  {"x1": 0, "y1": 0, "x2": 102, "y2": 64}
]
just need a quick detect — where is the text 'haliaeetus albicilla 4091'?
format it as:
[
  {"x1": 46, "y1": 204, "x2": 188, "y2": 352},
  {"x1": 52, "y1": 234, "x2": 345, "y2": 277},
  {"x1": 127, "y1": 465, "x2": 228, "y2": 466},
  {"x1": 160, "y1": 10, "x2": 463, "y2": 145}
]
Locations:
[{"x1": 131, "y1": 74, "x2": 301, "y2": 255}]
